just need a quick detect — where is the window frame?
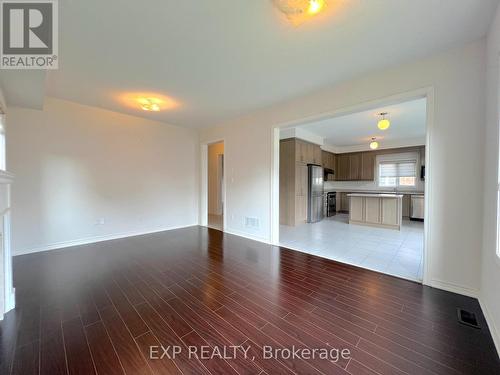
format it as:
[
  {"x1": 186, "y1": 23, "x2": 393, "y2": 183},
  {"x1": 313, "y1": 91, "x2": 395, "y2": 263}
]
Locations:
[{"x1": 376, "y1": 152, "x2": 421, "y2": 191}]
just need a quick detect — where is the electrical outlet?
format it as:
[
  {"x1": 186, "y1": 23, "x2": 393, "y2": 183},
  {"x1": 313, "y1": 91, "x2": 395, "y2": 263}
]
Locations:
[{"x1": 245, "y1": 217, "x2": 259, "y2": 229}]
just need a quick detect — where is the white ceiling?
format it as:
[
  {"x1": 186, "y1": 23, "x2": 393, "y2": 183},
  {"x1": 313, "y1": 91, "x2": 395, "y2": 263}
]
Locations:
[
  {"x1": 295, "y1": 97, "x2": 427, "y2": 148},
  {"x1": 2, "y1": 0, "x2": 498, "y2": 127}
]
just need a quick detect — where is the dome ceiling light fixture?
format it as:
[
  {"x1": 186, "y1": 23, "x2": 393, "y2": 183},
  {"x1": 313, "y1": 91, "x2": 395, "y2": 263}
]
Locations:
[
  {"x1": 272, "y1": 0, "x2": 326, "y2": 25},
  {"x1": 369, "y1": 137, "x2": 379, "y2": 150},
  {"x1": 139, "y1": 98, "x2": 161, "y2": 112},
  {"x1": 377, "y1": 112, "x2": 390, "y2": 130}
]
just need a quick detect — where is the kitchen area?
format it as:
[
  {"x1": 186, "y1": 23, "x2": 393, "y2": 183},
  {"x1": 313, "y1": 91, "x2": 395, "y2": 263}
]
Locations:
[{"x1": 279, "y1": 98, "x2": 427, "y2": 281}]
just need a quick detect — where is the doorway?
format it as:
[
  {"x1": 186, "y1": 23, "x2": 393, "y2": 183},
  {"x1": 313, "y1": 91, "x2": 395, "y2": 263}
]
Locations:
[
  {"x1": 207, "y1": 141, "x2": 224, "y2": 231},
  {"x1": 271, "y1": 88, "x2": 433, "y2": 284}
]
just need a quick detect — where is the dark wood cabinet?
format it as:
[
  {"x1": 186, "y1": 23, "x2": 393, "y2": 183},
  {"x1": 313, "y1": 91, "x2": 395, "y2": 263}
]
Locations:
[
  {"x1": 313, "y1": 146, "x2": 322, "y2": 165},
  {"x1": 361, "y1": 152, "x2": 375, "y2": 181},
  {"x1": 335, "y1": 151, "x2": 375, "y2": 181},
  {"x1": 294, "y1": 139, "x2": 322, "y2": 165},
  {"x1": 322, "y1": 150, "x2": 336, "y2": 180},
  {"x1": 336, "y1": 154, "x2": 350, "y2": 180},
  {"x1": 348, "y1": 153, "x2": 361, "y2": 180}
]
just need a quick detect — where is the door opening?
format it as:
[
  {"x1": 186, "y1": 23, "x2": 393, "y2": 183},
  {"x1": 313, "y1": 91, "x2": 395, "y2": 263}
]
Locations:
[
  {"x1": 272, "y1": 89, "x2": 433, "y2": 284},
  {"x1": 207, "y1": 141, "x2": 224, "y2": 231}
]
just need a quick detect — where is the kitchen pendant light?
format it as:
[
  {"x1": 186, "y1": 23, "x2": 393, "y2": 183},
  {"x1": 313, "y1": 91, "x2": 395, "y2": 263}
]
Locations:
[
  {"x1": 369, "y1": 137, "x2": 379, "y2": 150},
  {"x1": 377, "y1": 112, "x2": 390, "y2": 130}
]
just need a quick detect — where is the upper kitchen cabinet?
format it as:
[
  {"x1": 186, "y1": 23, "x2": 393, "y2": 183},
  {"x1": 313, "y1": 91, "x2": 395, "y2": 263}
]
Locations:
[
  {"x1": 294, "y1": 139, "x2": 322, "y2": 165},
  {"x1": 322, "y1": 151, "x2": 335, "y2": 169},
  {"x1": 335, "y1": 151, "x2": 375, "y2": 181},
  {"x1": 322, "y1": 151, "x2": 336, "y2": 180},
  {"x1": 360, "y1": 152, "x2": 375, "y2": 180},
  {"x1": 348, "y1": 153, "x2": 362, "y2": 180},
  {"x1": 336, "y1": 154, "x2": 350, "y2": 180},
  {"x1": 313, "y1": 144, "x2": 322, "y2": 165},
  {"x1": 295, "y1": 139, "x2": 307, "y2": 163}
]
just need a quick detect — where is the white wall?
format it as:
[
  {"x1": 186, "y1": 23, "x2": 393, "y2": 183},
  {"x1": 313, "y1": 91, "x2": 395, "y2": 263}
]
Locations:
[
  {"x1": 480, "y1": 3, "x2": 500, "y2": 355},
  {"x1": 200, "y1": 40, "x2": 486, "y2": 296},
  {"x1": 208, "y1": 142, "x2": 224, "y2": 215},
  {"x1": 7, "y1": 98, "x2": 199, "y2": 255}
]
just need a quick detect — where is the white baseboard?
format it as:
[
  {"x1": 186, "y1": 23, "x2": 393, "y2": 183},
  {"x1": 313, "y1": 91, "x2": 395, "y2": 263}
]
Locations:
[
  {"x1": 0, "y1": 288, "x2": 15, "y2": 321},
  {"x1": 14, "y1": 224, "x2": 198, "y2": 256},
  {"x1": 426, "y1": 278, "x2": 479, "y2": 298},
  {"x1": 222, "y1": 227, "x2": 271, "y2": 245},
  {"x1": 479, "y1": 297, "x2": 500, "y2": 359}
]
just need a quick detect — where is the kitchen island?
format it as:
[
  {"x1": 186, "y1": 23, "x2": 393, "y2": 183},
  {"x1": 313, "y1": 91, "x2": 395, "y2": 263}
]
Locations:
[{"x1": 347, "y1": 193, "x2": 403, "y2": 230}]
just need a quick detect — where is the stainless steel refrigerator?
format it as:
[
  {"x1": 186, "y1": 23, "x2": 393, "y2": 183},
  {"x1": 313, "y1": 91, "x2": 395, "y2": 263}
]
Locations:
[{"x1": 307, "y1": 164, "x2": 324, "y2": 223}]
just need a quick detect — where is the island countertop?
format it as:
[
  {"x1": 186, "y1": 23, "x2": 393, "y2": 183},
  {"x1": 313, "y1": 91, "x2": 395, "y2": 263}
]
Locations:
[{"x1": 347, "y1": 193, "x2": 403, "y2": 198}]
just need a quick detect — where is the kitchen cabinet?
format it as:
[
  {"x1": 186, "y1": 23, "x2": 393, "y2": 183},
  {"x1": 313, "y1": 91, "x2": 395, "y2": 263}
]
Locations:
[
  {"x1": 348, "y1": 194, "x2": 403, "y2": 230},
  {"x1": 348, "y1": 153, "x2": 361, "y2": 180},
  {"x1": 381, "y1": 198, "x2": 399, "y2": 226},
  {"x1": 295, "y1": 163, "x2": 308, "y2": 196},
  {"x1": 338, "y1": 192, "x2": 350, "y2": 213},
  {"x1": 402, "y1": 195, "x2": 411, "y2": 217},
  {"x1": 322, "y1": 151, "x2": 329, "y2": 168},
  {"x1": 304, "y1": 142, "x2": 314, "y2": 164},
  {"x1": 411, "y1": 195, "x2": 424, "y2": 220},
  {"x1": 365, "y1": 197, "x2": 381, "y2": 224},
  {"x1": 313, "y1": 145, "x2": 322, "y2": 165},
  {"x1": 350, "y1": 196, "x2": 364, "y2": 221},
  {"x1": 280, "y1": 138, "x2": 323, "y2": 226},
  {"x1": 295, "y1": 139, "x2": 307, "y2": 164},
  {"x1": 336, "y1": 146, "x2": 424, "y2": 181},
  {"x1": 336, "y1": 152, "x2": 374, "y2": 181},
  {"x1": 294, "y1": 139, "x2": 322, "y2": 165},
  {"x1": 295, "y1": 195, "x2": 307, "y2": 225},
  {"x1": 322, "y1": 151, "x2": 336, "y2": 180},
  {"x1": 336, "y1": 154, "x2": 350, "y2": 180},
  {"x1": 361, "y1": 152, "x2": 375, "y2": 180}
]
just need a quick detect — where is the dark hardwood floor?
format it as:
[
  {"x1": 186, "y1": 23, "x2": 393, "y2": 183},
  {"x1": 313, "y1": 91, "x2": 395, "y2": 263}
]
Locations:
[{"x1": 1, "y1": 226, "x2": 499, "y2": 374}]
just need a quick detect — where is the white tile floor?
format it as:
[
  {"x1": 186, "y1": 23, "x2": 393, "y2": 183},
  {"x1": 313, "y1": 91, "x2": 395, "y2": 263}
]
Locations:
[{"x1": 280, "y1": 214, "x2": 424, "y2": 281}]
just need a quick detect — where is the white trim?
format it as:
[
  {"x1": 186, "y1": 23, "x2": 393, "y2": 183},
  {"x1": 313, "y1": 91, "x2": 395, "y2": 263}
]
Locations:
[
  {"x1": 224, "y1": 227, "x2": 270, "y2": 245},
  {"x1": 0, "y1": 84, "x2": 6, "y2": 114},
  {"x1": 422, "y1": 88, "x2": 434, "y2": 286},
  {"x1": 479, "y1": 297, "x2": 500, "y2": 358},
  {"x1": 200, "y1": 144, "x2": 208, "y2": 227},
  {"x1": 14, "y1": 223, "x2": 198, "y2": 256},
  {"x1": 280, "y1": 127, "x2": 325, "y2": 146},
  {"x1": 200, "y1": 139, "x2": 227, "y2": 231},
  {"x1": 3, "y1": 209, "x2": 14, "y2": 315},
  {"x1": 270, "y1": 127, "x2": 280, "y2": 246},
  {"x1": 427, "y1": 278, "x2": 479, "y2": 298},
  {"x1": 0, "y1": 171, "x2": 14, "y2": 184}
]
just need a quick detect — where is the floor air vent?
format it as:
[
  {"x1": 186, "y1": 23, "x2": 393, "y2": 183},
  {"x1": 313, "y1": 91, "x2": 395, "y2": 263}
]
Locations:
[{"x1": 457, "y1": 308, "x2": 481, "y2": 329}]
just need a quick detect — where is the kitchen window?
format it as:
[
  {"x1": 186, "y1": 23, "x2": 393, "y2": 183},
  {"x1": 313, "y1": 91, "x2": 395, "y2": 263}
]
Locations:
[{"x1": 378, "y1": 160, "x2": 417, "y2": 188}]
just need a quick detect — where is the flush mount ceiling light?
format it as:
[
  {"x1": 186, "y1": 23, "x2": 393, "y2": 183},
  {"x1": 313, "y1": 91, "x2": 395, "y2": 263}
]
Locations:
[
  {"x1": 118, "y1": 92, "x2": 180, "y2": 112},
  {"x1": 377, "y1": 112, "x2": 390, "y2": 130},
  {"x1": 138, "y1": 98, "x2": 161, "y2": 112},
  {"x1": 273, "y1": 0, "x2": 326, "y2": 25},
  {"x1": 369, "y1": 137, "x2": 379, "y2": 150}
]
